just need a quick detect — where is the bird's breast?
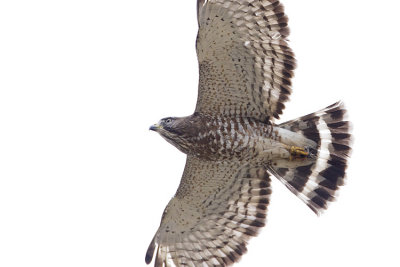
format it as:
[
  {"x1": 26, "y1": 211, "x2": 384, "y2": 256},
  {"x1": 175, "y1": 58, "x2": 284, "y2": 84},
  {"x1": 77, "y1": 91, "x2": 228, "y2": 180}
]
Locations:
[{"x1": 184, "y1": 116, "x2": 274, "y2": 161}]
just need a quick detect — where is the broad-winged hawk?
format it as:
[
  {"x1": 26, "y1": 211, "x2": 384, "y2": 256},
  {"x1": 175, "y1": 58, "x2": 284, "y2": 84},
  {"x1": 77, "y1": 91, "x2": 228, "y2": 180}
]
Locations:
[{"x1": 145, "y1": 0, "x2": 352, "y2": 266}]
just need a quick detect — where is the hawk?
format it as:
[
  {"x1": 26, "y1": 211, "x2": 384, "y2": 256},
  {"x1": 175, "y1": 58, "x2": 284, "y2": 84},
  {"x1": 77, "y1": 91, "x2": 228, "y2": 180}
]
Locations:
[{"x1": 146, "y1": 0, "x2": 351, "y2": 266}]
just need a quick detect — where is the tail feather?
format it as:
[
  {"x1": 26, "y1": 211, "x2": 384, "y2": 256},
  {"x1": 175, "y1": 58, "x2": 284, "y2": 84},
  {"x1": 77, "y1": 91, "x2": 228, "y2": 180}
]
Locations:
[{"x1": 271, "y1": 101, "x2": 352, "y2": 215}]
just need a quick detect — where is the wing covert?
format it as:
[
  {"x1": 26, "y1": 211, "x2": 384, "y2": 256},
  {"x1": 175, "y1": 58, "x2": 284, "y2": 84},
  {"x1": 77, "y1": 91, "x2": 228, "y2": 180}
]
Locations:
[
  {"x1": 145, "y1": 156, "x2": 271, "y2": 266},
  {"x1": 195, "y1": 0, "x2": 296, "y2": 121}
]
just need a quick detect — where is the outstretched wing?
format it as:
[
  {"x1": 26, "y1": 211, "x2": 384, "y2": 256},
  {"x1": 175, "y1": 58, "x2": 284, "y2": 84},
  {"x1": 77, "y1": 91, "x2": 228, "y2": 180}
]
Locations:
[
  {"x1": 195, "y1": 0, "x2": 295, "y2": 121},
  {"x1": 145, "y1": 156, "x2": 271, "y2": 266}
]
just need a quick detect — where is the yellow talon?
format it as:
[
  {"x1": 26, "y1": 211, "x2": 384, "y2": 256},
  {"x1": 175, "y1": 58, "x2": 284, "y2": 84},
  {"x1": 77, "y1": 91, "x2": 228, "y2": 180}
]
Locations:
[{"x1": 289, "y1": 146, "x2": 309, "y2": 160}]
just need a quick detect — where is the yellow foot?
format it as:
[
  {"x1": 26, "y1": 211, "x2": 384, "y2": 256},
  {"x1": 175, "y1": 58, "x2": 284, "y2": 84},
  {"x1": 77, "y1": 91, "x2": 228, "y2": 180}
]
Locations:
[{"x1": 289, "y1": 146, "x2": 309, "y2": 161}]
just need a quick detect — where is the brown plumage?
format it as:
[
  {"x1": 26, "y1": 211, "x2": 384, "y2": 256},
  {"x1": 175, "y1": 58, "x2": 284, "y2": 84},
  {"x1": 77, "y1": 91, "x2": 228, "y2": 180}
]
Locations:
[{"x1": 146, "y1": 1, "x2": 352, "y2": 266}]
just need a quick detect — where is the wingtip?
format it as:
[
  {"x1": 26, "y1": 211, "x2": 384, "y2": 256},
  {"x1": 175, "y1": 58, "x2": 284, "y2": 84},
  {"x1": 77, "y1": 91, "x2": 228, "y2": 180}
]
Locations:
[
  {"x1": 145, "y1": 253, "x2": 153, "y2": 265},
  {"x1": 145, "y1": 236, "x2": 156, "y2": 264}
]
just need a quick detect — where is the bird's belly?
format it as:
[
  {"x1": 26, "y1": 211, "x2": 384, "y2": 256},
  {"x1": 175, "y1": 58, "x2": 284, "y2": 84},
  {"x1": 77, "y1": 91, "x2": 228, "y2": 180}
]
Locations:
[{"x1": 189, "y1": 125, "x2": 289, "y2": 162}]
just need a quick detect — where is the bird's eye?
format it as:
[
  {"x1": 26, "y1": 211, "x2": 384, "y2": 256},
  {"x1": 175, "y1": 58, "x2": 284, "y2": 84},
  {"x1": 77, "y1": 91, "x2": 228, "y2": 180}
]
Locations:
[{"x1": 165, "y1": 118, "x2": 172, "y2": 123}]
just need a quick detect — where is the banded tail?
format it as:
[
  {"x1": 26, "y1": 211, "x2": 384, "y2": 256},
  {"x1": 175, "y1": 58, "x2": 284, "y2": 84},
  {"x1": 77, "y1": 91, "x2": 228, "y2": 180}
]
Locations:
[{"x1": 270, "y1": 102, "x2": 352, "y2": 214}]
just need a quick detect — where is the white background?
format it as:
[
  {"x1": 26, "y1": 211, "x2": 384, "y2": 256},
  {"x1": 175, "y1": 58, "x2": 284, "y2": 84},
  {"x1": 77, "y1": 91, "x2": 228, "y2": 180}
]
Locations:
[{"x1": 1, "y1": 0, "x2": 400, "y2": 266}]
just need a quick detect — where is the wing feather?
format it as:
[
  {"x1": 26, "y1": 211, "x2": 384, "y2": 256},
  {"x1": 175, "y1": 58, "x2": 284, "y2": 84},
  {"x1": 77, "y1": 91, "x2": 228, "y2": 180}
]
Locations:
[
  {"x1": 145, "y1": 157, "x2": 271, "y2": 266},
  {"x1": 195, "y1": 0, "x2": 295, "y2": 121}
]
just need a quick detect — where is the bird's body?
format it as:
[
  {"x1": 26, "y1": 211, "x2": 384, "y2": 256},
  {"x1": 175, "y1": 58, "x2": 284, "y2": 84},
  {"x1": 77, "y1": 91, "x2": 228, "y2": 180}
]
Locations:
[
  {"x1": 145, "y1": 0, "x2": 352, "y2": 266},
  {"x1": 153, "y1": 114, "x2": 313, "y2": 164}
]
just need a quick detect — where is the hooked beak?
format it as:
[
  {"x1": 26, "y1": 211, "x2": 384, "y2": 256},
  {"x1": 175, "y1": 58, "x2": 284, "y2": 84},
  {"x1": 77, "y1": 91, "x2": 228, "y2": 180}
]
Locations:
[{"x1": 149, "y1": 124, "x2": 162, "y2": 131}]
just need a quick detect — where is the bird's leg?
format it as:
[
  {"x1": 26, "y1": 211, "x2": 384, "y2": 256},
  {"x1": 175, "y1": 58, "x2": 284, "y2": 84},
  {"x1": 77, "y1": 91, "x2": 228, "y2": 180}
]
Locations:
[
  {"x1": 269, "y1": 145, "x2": 313, "y2": 168},
  {"x1": 287, "y1": 146, "x2": 309, "y2": 161}
]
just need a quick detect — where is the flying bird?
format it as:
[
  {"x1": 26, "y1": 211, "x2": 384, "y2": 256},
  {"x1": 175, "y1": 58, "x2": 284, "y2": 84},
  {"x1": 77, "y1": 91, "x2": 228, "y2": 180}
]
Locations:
[{"x1": 146, "y1": 0, "x2": 352, "y2": 266}]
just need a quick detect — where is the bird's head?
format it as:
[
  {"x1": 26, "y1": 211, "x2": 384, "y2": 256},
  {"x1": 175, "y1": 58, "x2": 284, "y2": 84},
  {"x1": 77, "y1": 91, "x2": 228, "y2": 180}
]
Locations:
[
  {"x1": 150, "y1": 116, "x2": 197, "y2": 152},
  {"x1": 149, "y1": 117, "x2": 180, "y2": 134}
]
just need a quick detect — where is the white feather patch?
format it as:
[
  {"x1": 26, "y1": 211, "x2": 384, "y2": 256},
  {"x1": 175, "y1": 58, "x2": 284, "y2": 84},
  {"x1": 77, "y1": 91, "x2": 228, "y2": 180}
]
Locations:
[{"x1": 303, "y1": 117, "x2": 332, "y2": 195}]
